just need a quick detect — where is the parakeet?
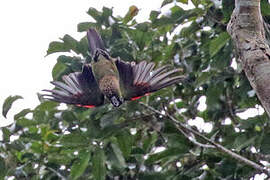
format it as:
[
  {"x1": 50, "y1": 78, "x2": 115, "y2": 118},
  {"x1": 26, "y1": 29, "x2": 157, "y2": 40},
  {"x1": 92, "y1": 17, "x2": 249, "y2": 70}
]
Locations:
[{"x1": 43, "y1": 29, "x2": 185, "y2": 108}]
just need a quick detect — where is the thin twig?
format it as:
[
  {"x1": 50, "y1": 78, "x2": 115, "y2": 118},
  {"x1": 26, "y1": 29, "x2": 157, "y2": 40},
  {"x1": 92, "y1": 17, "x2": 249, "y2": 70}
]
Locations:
[
  {"x1": 139, "y1": 102, "x2": 270, "y2": 176},
  {"x1": 170, "y1": 94, "x2": 214, "y2": 148},
  {"x1": 47, "y1": 167, "x2": 67, "y2": 180},
  {"x1": 225, "y1": 88, "x2": 237, "y2": 125},
  {"x1": 174, "y1": 125, "x2": 215, "y2": 149}
]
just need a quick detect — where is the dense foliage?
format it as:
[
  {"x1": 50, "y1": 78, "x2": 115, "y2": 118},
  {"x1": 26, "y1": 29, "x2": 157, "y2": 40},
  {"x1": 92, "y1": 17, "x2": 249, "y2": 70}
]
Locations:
[{"x1": 1, "y1": 0, "x2": 270, "y2": 179}]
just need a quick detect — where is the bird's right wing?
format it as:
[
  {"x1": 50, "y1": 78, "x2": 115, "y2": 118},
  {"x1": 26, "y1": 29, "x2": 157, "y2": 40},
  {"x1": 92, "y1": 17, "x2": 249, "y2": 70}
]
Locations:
[
  {"x1": 42, "y1": 64, "x2": 104, "y2": 108},
  {"x1": 115, "y1": 59, "x2": 185, "y2": 101}
]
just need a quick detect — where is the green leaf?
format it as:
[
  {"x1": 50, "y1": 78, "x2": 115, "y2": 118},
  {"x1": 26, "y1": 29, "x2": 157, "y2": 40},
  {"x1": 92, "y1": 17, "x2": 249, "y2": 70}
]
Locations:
[
  {"x1": 127, "y1": 29, "x2": 152, "y2": 51},
  {"x1": 31, "y1": 141, "x2": 43, "y2": 154},
  {"x1": 70, "y1": 150, "x2": 91, "y2": 179},
  {"x1": 233, "y1": 134, "x2": 256, "y2": 152},
  {"x1": 149, "y1": 11, "x2": 160, "y2": 22},
  {"x1": 216, "y1": 159, "x2": 237, "y2": 177},
  {"x1": 77, "y1": 37, "x2": 89, "y2": 56},
  {"x1": 46, "y1": 41, "x2": 70, "y2": 55},
  {"x1": 161, "y1": 0, "x2": 173, "y2": 7},
  {"x1": 177, "y1": 0, "x2": 188, "y2": 4},
  {"x1": 239, "y1": 116, "x2": 265, "y2": 130},
  {"x1": 62, "y1": 34, "x2": 79, "y2": 54},
  {"x1": 180, "y1": 22, "x2": 200, "y2": 37},
  {"x1": 2, "y1": 127, "x2": 11, "y2": 142},
  {"x1": 0, "y1": 157, "x2": 6, "y2": 179},
  {"x1": 33, "y1": 101, "x2": 58, "y2": 123},
  {"x1": 261, "y1": 0, "x2": 270, "y2": 16},
  {"x1": 57, "y1": 55, "x2": 75, "y2": 64},
  {"x1": 142, "y1": 131, "x2": 158, "y2": 152},
  {"x1": 52, "y1": 62, "x2": 67, "y2": 80},
  {"x1": 170, "y1": 6, "x2": 185, "y2": 20},
  {"x1": 47, "y1": 153, "x2": 72, "y2": 165},
  {"x1": 151, "y1": 6, "x2": 185, "y2": 28},
  {"x1": 46, "y1": 34, "x2": 79, "y2": 56},
  {"x1": 97, "y1": 124, "x2": 127, "y2": 139},
  {"x1": 222, "y1": 0, "x2": 234, "y2": 22},
  {"x1": 61, "y1": 111, "x2": 77, "y2": 122},
  {"x1": 145, "y1": 147, "x2": 187, "y2": 165},
  {"x1": 60, "y1": 133, "x2": 89, "y2": 148},
  {"x1": 100, "y1": 110, "x2": 121, "y2": 128},
  {"x1": 116, "y1": 131, "x2": 133, "y2": 158},
  {"x1": 16, "y1": 118, "x2": 37, "y2": 127},
  {"x1": 111, "y1": 143, "x2": 126, "y2": 168},
  {"x1": 191, "y1": 0, "x2": 199, "y2": 6},
  {"x1": 209, "y1": 32, "x2": 231, "y2": 57},
  {"x1": 35, "y1": 101, "x2": 58, "y2": 112},
  {"x1": 261, "y1": 133, "x2": 270, "y2": 154},
  {"x1": 2, "y1": 95, "x2": 22, "y2": 118},
  {"x1": 14, "y1": 108, "x2": 32, "y2": 120},
  {"x1": 77, "y1": 22, "x2": 97, "y2": 32},
  {"x1": 102, "y1": 7, "x2": 113, "y2": 20},
  {"x1": 131, "y1": 147, "x2": 145, "y2": 155},
  {"x1": 87, "y1": 7, "x2": 102, "y2": 22},
  {"x1": 93, "y1": 148, "x2": 106, "y2": 180},
  {"x1": 44, "y1": 130, "x2": 59, "y2": 142}
]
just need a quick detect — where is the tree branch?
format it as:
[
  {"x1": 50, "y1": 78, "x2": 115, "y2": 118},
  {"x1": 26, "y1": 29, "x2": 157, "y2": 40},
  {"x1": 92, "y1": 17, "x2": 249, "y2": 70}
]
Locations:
[
  {"x1": 174, "y1": 124, "x2": 215, "y2": 149},
  {"x1": 139, "y1": 102, "x2": 270, "y2": 176},
  {"x1": 227, "y1": 0, "x2": 270, "y2": 116}
]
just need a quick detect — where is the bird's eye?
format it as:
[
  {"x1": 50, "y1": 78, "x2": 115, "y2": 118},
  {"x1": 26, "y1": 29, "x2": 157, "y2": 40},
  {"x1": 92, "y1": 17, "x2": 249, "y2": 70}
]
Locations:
[{"x1": 120, "y1": 97, "x2": 124, "y2": 103}]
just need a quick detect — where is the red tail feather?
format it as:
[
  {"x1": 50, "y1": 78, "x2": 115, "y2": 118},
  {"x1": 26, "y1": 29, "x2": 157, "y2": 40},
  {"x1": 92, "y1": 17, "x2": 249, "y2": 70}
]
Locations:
[
  {"x1": 76, "y1": 104, "x2": 96, "y2": 108},
  {"x1": 131, "y1": 93, "x2": 150, "y2": 101}
]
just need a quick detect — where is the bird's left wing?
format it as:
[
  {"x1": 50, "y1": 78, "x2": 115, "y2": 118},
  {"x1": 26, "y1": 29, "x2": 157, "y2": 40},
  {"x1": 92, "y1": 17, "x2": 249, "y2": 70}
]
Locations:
[
  {"x1": 115, "y1": 59, "x2": 185, "y2": 101},
  {"x1": 42, "y1": 64, "x2": 104, "y2": 108}
]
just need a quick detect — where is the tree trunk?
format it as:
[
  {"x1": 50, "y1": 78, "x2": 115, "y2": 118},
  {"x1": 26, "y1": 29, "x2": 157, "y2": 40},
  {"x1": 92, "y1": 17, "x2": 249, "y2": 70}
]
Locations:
[{"x1": 227, "y1": 0, "x2": 270, "y2": 117}]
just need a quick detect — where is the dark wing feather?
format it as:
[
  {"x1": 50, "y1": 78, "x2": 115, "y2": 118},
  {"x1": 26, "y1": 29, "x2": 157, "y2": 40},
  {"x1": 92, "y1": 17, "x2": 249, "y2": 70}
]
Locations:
[
  {"x1": 115, "y1": 59, "x2": 185, "y2": 100},
  {"x1": 42, "y1": 64, "x2": 104, "y2": 107}
]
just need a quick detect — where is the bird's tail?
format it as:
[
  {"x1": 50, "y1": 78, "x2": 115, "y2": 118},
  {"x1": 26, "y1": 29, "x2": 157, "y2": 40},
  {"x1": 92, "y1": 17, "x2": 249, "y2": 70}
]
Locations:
[{"x1": 87, "y1": 28, "x2": 107, "y2": 57}]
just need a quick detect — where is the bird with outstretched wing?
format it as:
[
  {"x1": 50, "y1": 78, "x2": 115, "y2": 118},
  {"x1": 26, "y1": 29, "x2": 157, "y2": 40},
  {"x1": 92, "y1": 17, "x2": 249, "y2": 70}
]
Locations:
[{"x1": 43, "y1": 29, "x2": 185, "y2": 108}]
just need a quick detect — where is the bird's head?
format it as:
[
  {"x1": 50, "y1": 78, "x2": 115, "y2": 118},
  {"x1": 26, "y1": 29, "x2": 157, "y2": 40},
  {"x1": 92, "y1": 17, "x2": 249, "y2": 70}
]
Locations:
[
  {"x1": 93, "y1": 49, "x2": 110, "y2": 62},
  {"x1": 108, "y1": 94, "x2": 124, "y2": 107}
]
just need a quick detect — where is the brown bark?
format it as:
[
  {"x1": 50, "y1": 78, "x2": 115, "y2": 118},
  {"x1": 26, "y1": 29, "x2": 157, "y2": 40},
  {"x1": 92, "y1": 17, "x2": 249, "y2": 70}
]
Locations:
[{"x1": 227, "y1": 0, "x2": 270, "y2": 117}]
